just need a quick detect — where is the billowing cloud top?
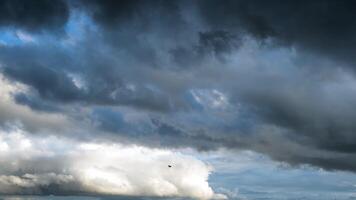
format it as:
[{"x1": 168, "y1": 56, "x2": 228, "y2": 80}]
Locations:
[{"x1": 1, "y1": 0, "x2": 356, "y2": 199}]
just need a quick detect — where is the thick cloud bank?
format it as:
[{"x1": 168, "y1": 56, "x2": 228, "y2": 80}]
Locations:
[
  {"x1": 2, "y1": 0, "x2": 356, "y2": 192},
  {"x1": 0, "y1": 128, "x2": 225, "y2": 199}
]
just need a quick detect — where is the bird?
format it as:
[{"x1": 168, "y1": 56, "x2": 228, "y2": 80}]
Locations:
[{"x1": 168, "y1": 165, "x2": 172, "y2": 168}]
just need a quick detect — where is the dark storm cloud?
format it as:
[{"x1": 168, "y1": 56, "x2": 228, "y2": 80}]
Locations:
[
  {"x1": 3, "y1": 64, "x2": 82, "y2": 102},
  {"x1": 14, "y1": 92, "x2": 61, "y2": 112},
  {"x1": 199, "y1": 0, "x2": 356, "y2": 66},
  {"x1": 169, "y1": 30, "x2": 241, "y2": 69},
  {"x1": 80, "y1": 0, "x2": 182, "y2": 27},
  {"x1": 198, "y1": 30, "x2": 241, "y2": 57},
  {"x1": 0, "y1": 0, "x2": 69, "y2": 32},
  {"x1": 0, "y1": 42, "x2": 173, "y2": 111},
  {"x1": 2, "y1": 0, "x2": 356, "y2": 174}
]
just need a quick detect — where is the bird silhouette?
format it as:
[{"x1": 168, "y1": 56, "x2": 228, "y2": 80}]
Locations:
[{"x1": 168, "y1": 165, "x2": 172, "y2": 168}]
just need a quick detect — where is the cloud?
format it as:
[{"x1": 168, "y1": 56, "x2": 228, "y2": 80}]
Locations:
[
  {"x1": 0, "y1": 0, "x2": 69, "y2": 32},
  {"x1": 200, "y1": 149, "x2": 356, "y2": 200},
  {"x1": 0, "y1": 127, "x2": 225, "y2": 199},
  {"x1": 0, "y1": 74, "x2": 71, "y2": 133},
  {"x1": 198, "y1": 0, "x2": 356, "y2": 66},
  {"x1": 1, "y1": 0, "x2": 356, "y2": 175}
]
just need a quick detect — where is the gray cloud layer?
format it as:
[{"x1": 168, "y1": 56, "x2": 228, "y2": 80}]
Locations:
[
  {"x1": 1, "y1": 0, "x2": 356, "y2": 174},
  {"x1": 0, "y1": 0, "x2": 68, "y2": 32}
]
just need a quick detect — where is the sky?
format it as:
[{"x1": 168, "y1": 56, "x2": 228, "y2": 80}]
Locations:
[{"x1": 1, "y1": 0, "x2": 356, "y2": 199}]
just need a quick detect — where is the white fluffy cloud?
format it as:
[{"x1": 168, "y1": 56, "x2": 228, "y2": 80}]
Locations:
[{"x1": 0, "y1": 127, "x2": 225, "y2": 199}]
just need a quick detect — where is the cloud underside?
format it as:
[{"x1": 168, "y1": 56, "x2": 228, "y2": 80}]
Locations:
[{"x1": 1, "y1": 0, "x2": 356, "y2": 195}]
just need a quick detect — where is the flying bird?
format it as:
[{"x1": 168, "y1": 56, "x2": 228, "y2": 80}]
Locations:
[{"x1": 168, "y1": 165, "x2": 172, "y2": 168}]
